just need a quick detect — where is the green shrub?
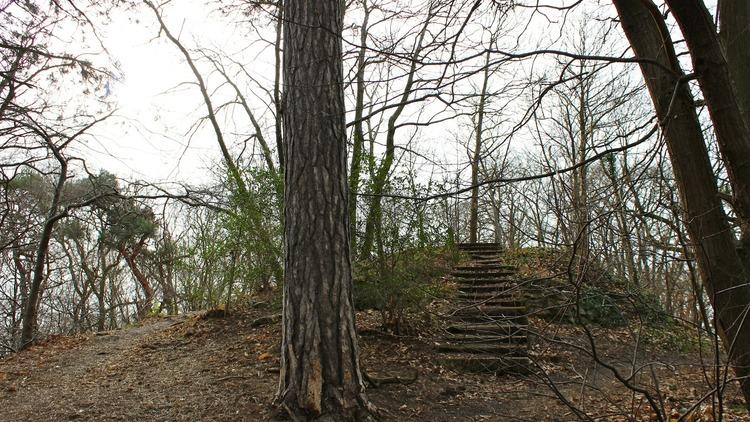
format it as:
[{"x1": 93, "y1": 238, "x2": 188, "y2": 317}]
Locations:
[
  {"x1": 353, "y1": 246, "x2": 457, "y2": 334},
  {"x1": 575, "y1": 285, "x2": 628, "y2": 327},
  {"x1": 642, "y1": 321, "x2": 711, "y2": 353},
  {"x1": 506, "y1": 247, "x2": 674, "y2": 328}
]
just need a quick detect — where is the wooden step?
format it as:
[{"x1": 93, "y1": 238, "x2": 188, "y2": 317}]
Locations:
[
  {"x1": 454, "y1": 278, "x2": 519, "y2": 293},
  {"x1": 446, "y1": 322, "x2": 528, "y2": 336},
  {"x1": 454, "y1": 276, "x2": 516, "y2": 285},
  {"x1": 456, "y1": 298, "x2": 522, "y2": 307},
  {"x1": 456, "y1": 291, "x2": 522, "y2": 301},
  {"x1": 466, "y1": 248, "x2": 502, "y2": 253},
  {"x1": 458, "y1": 243, "x2": 503, "y2": 250},
  {"x1": 436, "y1": 342, "x2": 527, "y2": 355},
  {"x1": 454, "y1": 264, "x2": 516, "y2": 271},
  {"x1": 454, "y1": 305, "x2": 526, "y2": 316},
  {"x1": 450, "y1": 313, "x2": 529, "y2": 324},
  {"x1": 457, "y1": 283, "x2": 518, "y2": 293},
  {"x1": 471, "y1": 259, "x2": 504, "y2": 265},
  {"x1": 439, "y1": 355, "x2": 532, "y2": 374},
  {"x1": 467, "y1": 251, "x2": 502, "y2": 257},
  {"x1": 452, "y1": 270, "x2": 516, "y2": 278},
  {"x1": 457, "y1": 280, "x2": 515, "y2": 286},
  {"x1": 443, "y1": 334, "x2": 528, "y2": 344},
  {"x1": 457, "y1": 291, "x2": 522, "y2": 299}
]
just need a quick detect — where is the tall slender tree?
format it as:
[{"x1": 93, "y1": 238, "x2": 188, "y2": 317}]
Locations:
[{"x1": 468, "y1": 51, "x2": 491, "y2": 244}]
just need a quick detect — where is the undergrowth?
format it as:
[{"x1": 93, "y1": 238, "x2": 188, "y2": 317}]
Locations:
[{"x1": 353, "y1": 246, "x2": 459, "y2": 334}]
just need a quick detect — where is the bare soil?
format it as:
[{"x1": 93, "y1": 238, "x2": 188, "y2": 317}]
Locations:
[{"x1": 1, "y1": 305, "x2": 748, "y2": 421}]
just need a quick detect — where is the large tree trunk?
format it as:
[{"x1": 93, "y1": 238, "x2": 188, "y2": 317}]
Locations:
[
  {"x1": 718, "y1": 0, "x2": 750, "y2": 265},
  {"x1": 719, "y1": 0, "x2": 750, "y2": 124},
  {"x1": 613, "y1": 0, "x2": 750, "y2": 407},
  {"x1": 664, "y1": 0, "x2": 750, "y2": 253},
  {"x1": 277, "y1": 0, "x2": 371, "y2": 419}
]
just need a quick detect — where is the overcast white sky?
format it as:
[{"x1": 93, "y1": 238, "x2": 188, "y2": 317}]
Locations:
[
  {"x1": 71, "y1": 0, "x2": 719, "y2": 189},
  {"x1": 83, "y1": 1, "x2": 247, "y2": 185}
]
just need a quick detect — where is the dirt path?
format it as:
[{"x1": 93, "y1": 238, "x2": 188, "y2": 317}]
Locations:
[
  {"x1": 0, "y1": 315, "x2": 194, "y2": 420},
  {"x1": 0, "y1": 312, "x2": 281, "y2": 422},
  {"x1": 2, "y1": 309, "x2": 750, "y2": 421},
  {"x1": 42, "y1": 315, "x2": 186, "y2": 378}
]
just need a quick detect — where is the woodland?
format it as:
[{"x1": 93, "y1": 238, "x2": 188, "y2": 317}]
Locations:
[{"x1": 2, "y1": 0, "x2": 750, "y2": 421}]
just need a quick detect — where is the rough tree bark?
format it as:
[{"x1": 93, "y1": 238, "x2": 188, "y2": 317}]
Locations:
[
  {"x1": 719, "y1": 0, "x2": 750, "y2": 124},
  {"x1": 664, "y1": 0, "x2": 750, "y2": 253},
  {"x1": 613, "y1": 0, "x2": 750, "y2": 408},
  {"x1": 276, "y1": 0, "x2": 372, "y2": 419}
]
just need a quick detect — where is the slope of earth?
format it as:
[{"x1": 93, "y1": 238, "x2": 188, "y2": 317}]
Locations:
[{"x1": 0, "y1": 304, "x2": 749, "y2": 421}]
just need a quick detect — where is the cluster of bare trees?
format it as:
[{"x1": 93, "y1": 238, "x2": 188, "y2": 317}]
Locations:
[
  {"x1": 0, "y1": 0, "x2": 118, "y2": 350},
  {"x1": 3, "y1": 0, "x2": 750, "y2": 419}
]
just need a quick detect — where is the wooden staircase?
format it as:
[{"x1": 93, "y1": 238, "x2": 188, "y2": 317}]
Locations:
[{"x1": 437, "y1": 243, "x2": 531, "y2": 374}]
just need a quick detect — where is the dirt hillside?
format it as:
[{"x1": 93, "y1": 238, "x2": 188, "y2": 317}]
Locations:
[{"x1": 1, "y1": 305, "x2": 749, "y2": 421}]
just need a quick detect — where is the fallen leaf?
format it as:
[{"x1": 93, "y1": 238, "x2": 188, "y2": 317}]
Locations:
[{"x1": 258, "y1": 352, "x2": 273, "y2": 361}]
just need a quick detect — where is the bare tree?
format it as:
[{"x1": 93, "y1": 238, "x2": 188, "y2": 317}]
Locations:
[{"x1": 612, "y1": 0, "x2": 750, "y2": 407}]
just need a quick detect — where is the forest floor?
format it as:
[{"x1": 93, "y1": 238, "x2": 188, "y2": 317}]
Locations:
[{"x1": 1, "y1": 302, "x2": 749, "y2": 421}]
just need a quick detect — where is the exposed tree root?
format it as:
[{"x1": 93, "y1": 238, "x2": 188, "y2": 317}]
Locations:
[
  {"x1": 249, "y1": 314, "x2": 281, "y2": 328},
  {"x1": 363, "y1": 369, "x2": 419, "y2": 388}
]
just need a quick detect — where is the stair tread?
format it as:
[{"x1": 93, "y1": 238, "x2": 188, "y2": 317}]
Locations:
[
  {"x1": 456, "y1": 301, "x2": 523, "y2": 308},
  {"x1": 457, "y1": 292, "x2": 520, "y2": 297},
  {"x1": 456, "y1": 295, "x2": 521, "y2": 301},
  {"x1": 442, "y1": 354, "x2": 530, "y2": 361},
  {"x1": 457, "y1": 284, "x2": 521, "y2": 292},
  {"x1": 455, "y1": 305, "x2": 526, "y2": 312},
  {"x1": 456, "y1": 297, "x2": 521, "y2": 303},
  {"x1": 436, "y1": 343, "x2": 528, "y2": 354},
  {"x1": 457, "y1": 280, "x2": 518, "y2": 285},
  {"x1": 449, "y1": 314, "x2": 530, "y2": 323},
  {"x1": 455, "y1": 279, "x2": 517, "y2": 285},
  {"x1": 452, "y1": 272, "x2": 517, "y2": 278},
  {"x1": 455, "y1": 264, "x2": 516, "y2": 270},
  {"x1": 443, "y1": 334, "x2": 528, "y2": 342},
  {"x1": 439, "y1": 356, "x2": 532, "y2": 374},
  {"x1": 447, "y1": 329, "x2": 527, "y2": 336},
  {"x1": 447, "y1": 322, "x2": 527, "y2": 329}
]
